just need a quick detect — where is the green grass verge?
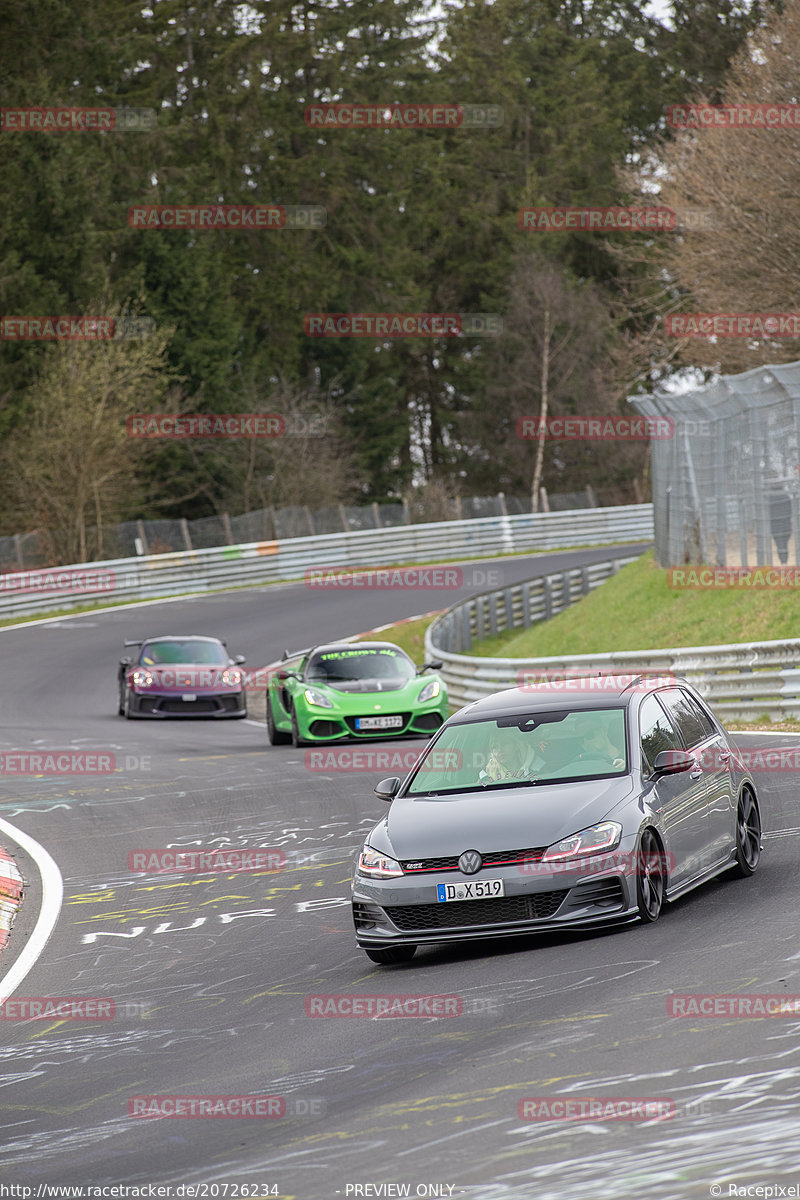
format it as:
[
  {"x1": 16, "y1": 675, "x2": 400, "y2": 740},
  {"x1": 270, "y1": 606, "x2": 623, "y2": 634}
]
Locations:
[
  {"x1": 352, "y1": 613, "x2": 440, "y2": 666},
  {"x1": 468, "y1": 550, "x2": 800, "y2": 658}
]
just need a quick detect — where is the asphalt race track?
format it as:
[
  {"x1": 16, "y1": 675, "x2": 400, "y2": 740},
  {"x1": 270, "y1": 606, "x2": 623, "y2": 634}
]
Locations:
[{"x1": 1, "y1": 541, "x2": 798, "y2": 1199}]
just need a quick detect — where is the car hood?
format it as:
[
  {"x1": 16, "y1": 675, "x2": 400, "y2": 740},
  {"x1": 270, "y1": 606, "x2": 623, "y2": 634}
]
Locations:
[
  {"x1": 320, "y1": 677, "x2": 410, "y2": 694},
  {"x1": 370, "y1": 777, "x2": 635, "y2": 858}
]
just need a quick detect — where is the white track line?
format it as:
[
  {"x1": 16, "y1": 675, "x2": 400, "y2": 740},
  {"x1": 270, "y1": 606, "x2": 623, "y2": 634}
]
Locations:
[{"x1": 0, "y1": 818, "x2": 63, "y2": 1003}]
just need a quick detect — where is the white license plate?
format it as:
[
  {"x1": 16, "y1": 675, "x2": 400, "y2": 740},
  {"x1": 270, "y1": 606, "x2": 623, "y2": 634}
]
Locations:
[
  {"x1": 437, "y1": 879, "x2": 504, "y2": 902},
  {"x1": 182, "y1": 693, "x2": 197, "y2": 702},
  {"x1": 355, "y1": 715, "x2": 403, "y2": 730}
]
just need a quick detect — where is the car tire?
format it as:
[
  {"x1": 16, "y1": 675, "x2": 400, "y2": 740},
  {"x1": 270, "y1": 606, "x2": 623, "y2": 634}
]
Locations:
[
  {"x1": 364, "y1": 945, "x2": 417, "y2": 965},
  {"x1": 117, "y1": 684, "x2": 124, "y2": 716},
  {"x1": 291, "y1": 707, "x2": 306, "y2": 748},
  {"x1": 636, "y1": 827, "x2": 666, "y2": 923},
  {"x1": 123, "y1": 689, "x2": 134, "y2": 720},
  {"x1": 267, "y1": 696, "x2": 292, "y2": 745},
  {"x1": 730, "y1": 788, "x2": 761, "y2": 877}
]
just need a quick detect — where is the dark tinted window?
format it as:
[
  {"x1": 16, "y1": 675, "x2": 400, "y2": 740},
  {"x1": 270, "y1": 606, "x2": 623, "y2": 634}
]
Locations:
[
  {"x1": 140, "y1": 639, "x2": 227, "y2": 665},
  {"x1": 661, "y1": 687, "x2": 716, "y2": 748},
  {"x1": 306, "y1": 648, "x2": 414, "y2": 683},
  {"x1": 639, "y1": 694, "x2": 681, "y2": 772}
]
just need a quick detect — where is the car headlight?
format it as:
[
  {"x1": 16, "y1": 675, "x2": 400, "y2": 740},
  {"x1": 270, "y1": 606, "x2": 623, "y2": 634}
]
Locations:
[
  {"x1": 221, "y1": 668, "x2": 243, "y2": 687},
  {"x1": 304, "y1": 687, "x2": 333, "y2": 708},
  {"x1": 357, "y1": 845, "x2": 404, "y2": 878},
  {"x1": 541, "y1": 821, "x2": 622, "y2": 862},
  {"x1": 131, "y1": 669, "x2": 153, "y2": 688},
  {"x1": 418, "y1": 679, "x2": 441, "y2": 703}
]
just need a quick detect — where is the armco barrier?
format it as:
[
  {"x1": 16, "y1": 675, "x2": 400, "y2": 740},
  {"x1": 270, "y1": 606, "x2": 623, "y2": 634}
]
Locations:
[
  {"x1": 0, "y1": 504, "x2": 653, "y2": 620},
  {"x1": 424, "y1": 556, "x2": 800, "y2": 721}
]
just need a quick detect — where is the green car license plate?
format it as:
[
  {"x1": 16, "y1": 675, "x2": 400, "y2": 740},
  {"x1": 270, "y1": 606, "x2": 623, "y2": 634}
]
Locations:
[
  {"x1": 355, "y1": 715, "x2": 403, "y2": 730},
  {"x1": 437, "y1": 880, "x2": 504, "y2": 902}
]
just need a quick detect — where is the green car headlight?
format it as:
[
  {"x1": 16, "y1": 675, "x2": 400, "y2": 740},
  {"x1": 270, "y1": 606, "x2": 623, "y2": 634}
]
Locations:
[
  {"x1": 304, "y1": 687, "x2": 333, "y2": 709},
  {"x1": 358, "y1": 845, "x2": 404, "y2": 878},
  {"x1": 418, "y1": 679, "x2": 441, "y2": 703}
]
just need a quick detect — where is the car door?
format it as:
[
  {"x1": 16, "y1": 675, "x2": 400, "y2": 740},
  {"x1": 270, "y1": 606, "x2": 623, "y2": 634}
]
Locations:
[
  {"x1": 639, "y1": 692, "x2": 708, "y2": 887},
  {"x1": 662, "y1": 687, "x2": 734, "y2": 870}
]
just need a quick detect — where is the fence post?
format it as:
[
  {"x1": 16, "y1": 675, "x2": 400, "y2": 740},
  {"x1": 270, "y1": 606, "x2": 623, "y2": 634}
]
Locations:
[
  {"x1": 338, "y1": 504, "x2": 349, "y2": 532},
  {"x1": 180, "y1": 518, "x2": 192, "y2": 552}
]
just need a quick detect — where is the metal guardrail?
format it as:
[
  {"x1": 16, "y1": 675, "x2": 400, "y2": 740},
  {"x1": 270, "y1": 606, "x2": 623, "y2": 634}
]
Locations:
[
  {"x1": 0, "y1": 504, "x2": 653, "y2": 620},
  {"x1": 425, "y1": 555, "x2": 800, "y2": 721}
]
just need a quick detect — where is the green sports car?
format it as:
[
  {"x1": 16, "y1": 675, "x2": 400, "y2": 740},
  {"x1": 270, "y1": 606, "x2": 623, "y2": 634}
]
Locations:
[{"x1": 266, "y1": 641, "x2": 448, "y2": 747}]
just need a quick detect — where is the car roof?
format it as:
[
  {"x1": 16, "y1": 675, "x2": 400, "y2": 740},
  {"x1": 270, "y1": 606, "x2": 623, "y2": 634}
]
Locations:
[
  {"x1": 449, "y1": 675, "x2": 686, "y2": 724},
  {"x1": 125, "y1": 634, "x2": 226, "y2": 646}
]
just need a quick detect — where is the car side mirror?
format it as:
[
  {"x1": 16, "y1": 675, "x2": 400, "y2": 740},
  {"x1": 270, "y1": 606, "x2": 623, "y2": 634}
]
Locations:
[
  {"x1": 119, "y1": 656, "x2": 132, "y2": 667},
  {"x1": 418, "y1": 660, "x2": 443, "y2": 673},
  {"x1": 374, "y1": 776, "x2": 401, "y2": 802},
  {"x1": 651, "y1": 749, "x2": 695, "y2": 778},
  {"x1": 234, "y1": 654, "x2": 246, "y2": 665},
  {"x1": 276, "y1": 669, "x2": 296, "y2": 681}
]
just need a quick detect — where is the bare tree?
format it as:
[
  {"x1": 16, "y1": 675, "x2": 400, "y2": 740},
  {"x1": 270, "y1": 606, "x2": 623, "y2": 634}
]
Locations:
[
  {"x1": 623, "y1": 0, "x2": 800, "y2": 374},
  {"x1": 1, "y1": 310, "x2": 175, "y2": 563},
  {"x1": 185, "y1": 378, "x2": 361, "y2": 516},
  {"x1": 471, "y1": 253, "x2": 625, "y2": 509}
]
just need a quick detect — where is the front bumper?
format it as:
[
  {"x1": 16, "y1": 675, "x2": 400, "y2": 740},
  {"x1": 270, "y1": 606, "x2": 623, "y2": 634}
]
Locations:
[
  {"x1": 127, "y1": 690, "x2": 247, "y2": 718},
  {"x1": 298, "y1": 703, "x2": 447, "y2": 742},
  {"x1": 352, "y1": 855, "x2": 641, "y2": 947}
]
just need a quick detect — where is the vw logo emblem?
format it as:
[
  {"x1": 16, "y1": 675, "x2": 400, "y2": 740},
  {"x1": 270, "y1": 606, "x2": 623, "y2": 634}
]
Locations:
[{"x1": 459, "y1": 850, "x2": 482, "y2": 875}]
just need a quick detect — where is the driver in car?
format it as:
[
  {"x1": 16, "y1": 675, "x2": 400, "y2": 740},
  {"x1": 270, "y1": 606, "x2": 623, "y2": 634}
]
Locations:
[
  {"x1": 575, "y1": 716, "x2": 625, "y2": 770},
  {"x1": 481, "y1": 728, "x2": 553, "y2": 782}
]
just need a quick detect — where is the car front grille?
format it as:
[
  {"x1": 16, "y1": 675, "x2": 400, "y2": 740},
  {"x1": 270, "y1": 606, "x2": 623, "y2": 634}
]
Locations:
[
  {"x1": 400, "y1": 847, "x2": 547, "y2": 874},
  {"x1": 160, "y1": 698, "x2": 218, "y2": 714},
  {"x1": 386, "y1": 890, "x2": 569, "y2": 931}
]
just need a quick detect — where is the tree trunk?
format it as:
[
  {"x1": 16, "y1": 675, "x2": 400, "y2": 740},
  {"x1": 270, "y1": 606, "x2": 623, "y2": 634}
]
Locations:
[{"x1": 531, "y1": 303, "x2": 551, "y2": 512}]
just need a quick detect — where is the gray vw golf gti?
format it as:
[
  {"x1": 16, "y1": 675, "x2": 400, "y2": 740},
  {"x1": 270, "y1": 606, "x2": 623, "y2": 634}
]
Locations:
[{"x1": 352, "y1": 675, "x2": 762, "y2": 964}]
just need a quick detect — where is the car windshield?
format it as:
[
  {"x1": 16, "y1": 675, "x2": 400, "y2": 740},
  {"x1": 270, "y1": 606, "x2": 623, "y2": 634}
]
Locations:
[
  {"x1": 306, "y1": 648, "x2": 415, "y2": 683},
  {"x1": 406, "y1": 707, "x2": 628, "y2": 794},
  {"x1": 140, "y1": 640, "x2": 228, "y2": 666}
]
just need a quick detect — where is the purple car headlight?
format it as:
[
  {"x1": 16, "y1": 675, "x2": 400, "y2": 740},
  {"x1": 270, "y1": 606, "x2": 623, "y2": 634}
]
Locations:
[
  {"x1": 221, "y1": 668, "x2": 243, "y2": 687},
  {"x1": 131, "y1": 669, "x2": 153, "y2": 688}
]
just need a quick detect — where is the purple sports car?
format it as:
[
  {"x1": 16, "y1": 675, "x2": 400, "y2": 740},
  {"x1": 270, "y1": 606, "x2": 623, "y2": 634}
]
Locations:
[{"x1": 118, "y1": 635, "x2": 247, "y2": 719}]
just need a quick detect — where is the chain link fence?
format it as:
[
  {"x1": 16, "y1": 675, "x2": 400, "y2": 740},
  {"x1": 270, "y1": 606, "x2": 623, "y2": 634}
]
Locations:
[
  {"x1": 0, "y1": 488, "x2": 616, "y2": 570},
  {"x1": 632, "y1": 362, "x2": 800, "y2": 567}
]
